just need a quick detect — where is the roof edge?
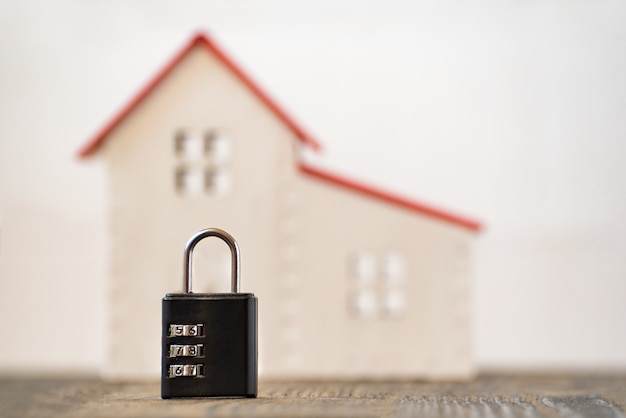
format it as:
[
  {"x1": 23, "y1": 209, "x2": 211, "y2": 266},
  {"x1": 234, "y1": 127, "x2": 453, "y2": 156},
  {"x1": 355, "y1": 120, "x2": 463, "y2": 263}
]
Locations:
[
  {"x1": 77, "y1": 32, "x2": 321, "y2": 158},
  {"x1": 298, "y1": 164, "x2": 483, "y2": 232}
]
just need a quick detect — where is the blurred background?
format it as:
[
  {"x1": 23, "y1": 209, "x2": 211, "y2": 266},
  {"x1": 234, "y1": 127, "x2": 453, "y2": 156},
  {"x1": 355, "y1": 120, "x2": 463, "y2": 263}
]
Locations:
[{"x1": 1, "y1": 0, "x2": 625, "y2": 375}]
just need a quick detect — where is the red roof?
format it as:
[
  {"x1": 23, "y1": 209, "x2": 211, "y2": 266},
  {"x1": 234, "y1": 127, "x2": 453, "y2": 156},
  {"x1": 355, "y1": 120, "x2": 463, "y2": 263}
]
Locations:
[{"x1": 78, "y1": 32, "x2": 482, "y2": 232}]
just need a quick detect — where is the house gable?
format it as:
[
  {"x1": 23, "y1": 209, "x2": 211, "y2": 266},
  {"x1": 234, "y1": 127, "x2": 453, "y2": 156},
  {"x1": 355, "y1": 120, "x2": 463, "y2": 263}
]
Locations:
[{"x1": 78, "y1": 33, "x2": 321, "y2": 158}]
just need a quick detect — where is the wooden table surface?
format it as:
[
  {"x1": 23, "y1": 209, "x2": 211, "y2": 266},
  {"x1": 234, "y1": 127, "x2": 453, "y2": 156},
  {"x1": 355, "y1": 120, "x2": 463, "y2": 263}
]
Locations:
[{"x1": 1, "y1": 374, "x2": 625, "y2": 417}]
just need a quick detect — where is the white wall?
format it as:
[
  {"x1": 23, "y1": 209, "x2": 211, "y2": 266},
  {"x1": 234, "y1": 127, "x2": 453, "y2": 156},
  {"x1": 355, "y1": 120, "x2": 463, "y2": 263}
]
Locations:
[{"x1": 1, "y1": 0, "x2": 625, "y2": 374}]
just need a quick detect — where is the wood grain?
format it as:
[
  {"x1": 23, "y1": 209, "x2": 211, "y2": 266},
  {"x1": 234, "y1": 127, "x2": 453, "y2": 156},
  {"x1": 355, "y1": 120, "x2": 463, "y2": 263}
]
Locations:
[{"x1": 1, "y1": 374, "x2": 625, "y2": 417}]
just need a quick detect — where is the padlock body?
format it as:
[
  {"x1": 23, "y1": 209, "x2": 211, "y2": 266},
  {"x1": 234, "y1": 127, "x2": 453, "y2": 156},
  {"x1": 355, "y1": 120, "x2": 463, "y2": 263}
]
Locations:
[{"x1": 161, "y1": 293, "x2": 257, "y2": 398}]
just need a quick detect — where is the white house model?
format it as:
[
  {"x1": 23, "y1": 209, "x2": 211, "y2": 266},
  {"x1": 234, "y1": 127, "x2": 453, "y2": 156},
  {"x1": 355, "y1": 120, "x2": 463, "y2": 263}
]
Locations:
[{"x1": 79, "y1": 33, "x2": 482, "y2": 380}]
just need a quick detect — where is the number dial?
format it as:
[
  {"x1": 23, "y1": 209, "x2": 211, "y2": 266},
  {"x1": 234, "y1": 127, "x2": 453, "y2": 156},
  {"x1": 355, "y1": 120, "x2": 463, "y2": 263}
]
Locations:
[
  {"x1": 168, "y1": 324, "x2": 204, "y2": 337},
  {"x1": 168, "y1": 364, "x2": 204, "y2": 378},
  {"x1": 168, "y1": 344, "x2": 204, "y2": 358}
]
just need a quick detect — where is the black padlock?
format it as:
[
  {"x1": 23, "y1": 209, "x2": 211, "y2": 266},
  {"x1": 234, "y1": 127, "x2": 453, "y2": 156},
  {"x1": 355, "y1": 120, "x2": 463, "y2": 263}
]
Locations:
[{"x1": 161, "y1": 228, "x2": 258, "y2": 398}]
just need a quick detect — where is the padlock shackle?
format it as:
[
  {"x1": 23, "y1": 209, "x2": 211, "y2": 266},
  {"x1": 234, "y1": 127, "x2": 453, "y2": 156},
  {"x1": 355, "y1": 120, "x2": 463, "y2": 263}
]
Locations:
[{"x1": 183, "y1": 228, "x2": 240, "y2": 293}]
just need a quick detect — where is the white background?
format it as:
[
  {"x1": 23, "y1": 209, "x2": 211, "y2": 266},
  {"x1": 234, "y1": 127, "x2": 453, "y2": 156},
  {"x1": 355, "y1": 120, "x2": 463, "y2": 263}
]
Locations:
[{"x1": 1, "y1": 0, "x2": 625, "y2": 374}]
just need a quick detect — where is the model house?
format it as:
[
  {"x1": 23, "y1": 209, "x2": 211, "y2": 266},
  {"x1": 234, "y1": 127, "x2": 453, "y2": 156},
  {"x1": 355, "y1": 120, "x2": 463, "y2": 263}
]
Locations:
[{"x1": 79, "y1": 33, "x2": 482, "y2": 380}]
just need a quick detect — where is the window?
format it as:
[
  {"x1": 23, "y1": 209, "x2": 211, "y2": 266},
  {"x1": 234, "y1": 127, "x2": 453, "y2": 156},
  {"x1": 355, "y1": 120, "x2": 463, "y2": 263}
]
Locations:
[
  {"x1": 348, "y1": 251, "x2": 408, "y2": 319},
  {"x1": 174, "y1": 128, "x2": 231, "y2": 196}
]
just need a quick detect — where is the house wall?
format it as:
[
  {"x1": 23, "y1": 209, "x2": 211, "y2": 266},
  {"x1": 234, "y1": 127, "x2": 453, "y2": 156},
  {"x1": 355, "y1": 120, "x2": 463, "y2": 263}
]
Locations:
[
  {"x1": 269, "y1": 174, "x2": 476, "y2": 379},
  {"x1": 101, "y1": 45, "x2": 299, "y2": 378}
]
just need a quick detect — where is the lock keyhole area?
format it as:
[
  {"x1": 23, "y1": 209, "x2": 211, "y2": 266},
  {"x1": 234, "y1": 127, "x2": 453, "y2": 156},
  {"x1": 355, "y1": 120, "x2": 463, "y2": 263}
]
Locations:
[{"x1": 189, "y1": 238, "x2": 232, "y2": 293}]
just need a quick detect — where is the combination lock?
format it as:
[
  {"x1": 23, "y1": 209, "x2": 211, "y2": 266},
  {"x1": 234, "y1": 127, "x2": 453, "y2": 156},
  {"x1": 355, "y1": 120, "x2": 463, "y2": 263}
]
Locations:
[{"x1": 161, "y1": 228, "x2": 258, "y2": 398}]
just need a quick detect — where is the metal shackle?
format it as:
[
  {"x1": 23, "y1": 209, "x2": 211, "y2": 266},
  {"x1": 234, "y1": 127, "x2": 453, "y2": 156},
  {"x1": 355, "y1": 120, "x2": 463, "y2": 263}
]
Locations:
[{"x1": 183, "y1": 228, "x2": 240, "y2": 294}]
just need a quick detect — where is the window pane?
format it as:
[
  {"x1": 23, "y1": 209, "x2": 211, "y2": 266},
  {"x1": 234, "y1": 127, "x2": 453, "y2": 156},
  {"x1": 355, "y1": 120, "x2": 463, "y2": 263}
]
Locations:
[
  {"x1": 205, "y1": 169, "x2": 231, "y2": 194},
  {"x1": 175, "y1": 130, "x2": 204, "y2": 159},
  {"x1": 205, "y1": 130, "x2": 231, "y2": 162},
  {"x1": 382, "y1": 289, "x2": 407, "y2": 318},
  {"x1": 352, "y1": 253, "x2": 376, "y2": 283},
  {"x1": 175, "y1": 167, "x2": 203, "y2": 195},
  {"x1": 350, "y1": 290, "x2": 378, "y2": 318},
  {"x1": 382, "y1": 251, "x2": 407, "y2": 283}
]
